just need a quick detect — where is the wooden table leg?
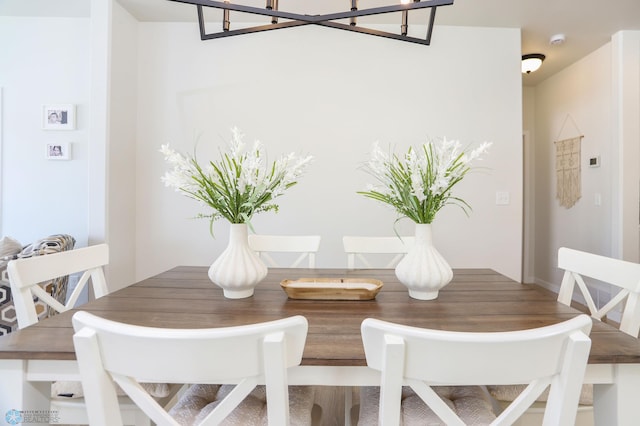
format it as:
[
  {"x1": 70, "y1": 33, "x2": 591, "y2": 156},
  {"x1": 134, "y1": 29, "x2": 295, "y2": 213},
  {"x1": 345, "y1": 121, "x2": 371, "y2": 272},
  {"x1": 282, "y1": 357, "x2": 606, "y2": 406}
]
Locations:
[{"x1": 0, "y1": 360, "x2": 51, "y2": 423}]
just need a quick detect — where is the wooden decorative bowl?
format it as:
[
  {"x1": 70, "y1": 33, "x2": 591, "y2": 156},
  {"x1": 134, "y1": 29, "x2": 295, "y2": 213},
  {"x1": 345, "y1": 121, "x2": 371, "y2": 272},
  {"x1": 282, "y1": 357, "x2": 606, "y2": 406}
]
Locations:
[{"x1": 280, "y1": 278, "x2": 383, "y2": 300}]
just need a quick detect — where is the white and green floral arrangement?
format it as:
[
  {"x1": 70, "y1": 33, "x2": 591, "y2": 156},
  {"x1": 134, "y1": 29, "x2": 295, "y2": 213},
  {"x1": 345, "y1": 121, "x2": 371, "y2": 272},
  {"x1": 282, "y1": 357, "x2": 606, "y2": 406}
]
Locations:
[
  {"x1": 160, "y1": 127, "x2": 313, "y2": 233},
  {"x1": 359, "y1": 137, "x2": 492, "y2": 224}
]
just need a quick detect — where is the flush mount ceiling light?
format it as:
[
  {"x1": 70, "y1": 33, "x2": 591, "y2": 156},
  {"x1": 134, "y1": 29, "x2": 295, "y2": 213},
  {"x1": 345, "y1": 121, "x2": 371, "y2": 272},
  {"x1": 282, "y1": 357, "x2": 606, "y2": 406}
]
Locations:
[
  {"x1": 521, "y1": 53, "x2": 545, "y2": 74},
  {"x1": 167, "y1": 0, "x2": 455, "y2": 45}
]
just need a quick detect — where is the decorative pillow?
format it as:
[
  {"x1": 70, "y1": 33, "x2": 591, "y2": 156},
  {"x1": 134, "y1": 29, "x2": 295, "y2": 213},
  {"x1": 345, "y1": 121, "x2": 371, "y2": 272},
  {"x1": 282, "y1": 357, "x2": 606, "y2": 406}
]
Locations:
[
  {"x1": 0, "y1": 236, "x2": 23, "y2": 280},
  {"x1": 0, "y1": 236, "x2": 22, "y2": 259},
  {"x1": 0, "y1": 236, "x2": 23, "y2": 336},
  {"x1": 18, "y1": 234, "x2": 76, "y2": 259}
]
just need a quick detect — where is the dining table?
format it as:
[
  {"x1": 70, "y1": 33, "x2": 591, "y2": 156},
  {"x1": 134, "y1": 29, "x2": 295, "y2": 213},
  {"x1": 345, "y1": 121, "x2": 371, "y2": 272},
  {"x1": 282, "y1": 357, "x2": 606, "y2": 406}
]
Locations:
[{"x1": 1, "y1": 266, "x2": 640, "y2": 425}]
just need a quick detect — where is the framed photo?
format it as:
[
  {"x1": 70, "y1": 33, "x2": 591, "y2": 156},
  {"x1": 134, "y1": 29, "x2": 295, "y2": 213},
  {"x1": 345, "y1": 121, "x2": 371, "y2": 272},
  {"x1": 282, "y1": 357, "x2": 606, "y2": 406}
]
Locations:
[
  {"x1": 42, "y1": 104, "x2": 75, "y2": 130},
  {"x1": 46, "y1": 142, "x2": 71, "y2": 160}
]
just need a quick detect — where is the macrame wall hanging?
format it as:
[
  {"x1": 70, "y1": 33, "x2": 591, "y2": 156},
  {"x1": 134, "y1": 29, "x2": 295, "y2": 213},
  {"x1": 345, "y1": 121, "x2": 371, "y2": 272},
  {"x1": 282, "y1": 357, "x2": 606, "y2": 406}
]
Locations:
[{"x1": 555, "y1": 114, "x2": 584, "y2": 208}]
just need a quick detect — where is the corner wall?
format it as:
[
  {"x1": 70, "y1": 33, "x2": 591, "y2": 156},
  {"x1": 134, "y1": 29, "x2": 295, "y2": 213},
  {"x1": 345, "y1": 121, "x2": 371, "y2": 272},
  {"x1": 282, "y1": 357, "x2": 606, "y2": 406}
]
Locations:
[
  {"x1": 532, "y1": 32, "x2": 640, "y2": 298},
  {"x1": 611, "y1": 31, "x2": 640, "y2": 263},
  {"x1": 106, "y1": 0, "x2": 139, "y2": 289}
]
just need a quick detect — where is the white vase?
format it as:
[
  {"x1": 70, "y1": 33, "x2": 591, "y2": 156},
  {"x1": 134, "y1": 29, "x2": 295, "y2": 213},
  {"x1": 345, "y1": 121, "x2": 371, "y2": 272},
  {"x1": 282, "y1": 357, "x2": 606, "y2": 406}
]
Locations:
[
  {"x1": 208, "y1": 223, "x2": 268, "y2": 299},
  {"x1": 394, "y1": 223, "x2": 453, "y2": 300}
]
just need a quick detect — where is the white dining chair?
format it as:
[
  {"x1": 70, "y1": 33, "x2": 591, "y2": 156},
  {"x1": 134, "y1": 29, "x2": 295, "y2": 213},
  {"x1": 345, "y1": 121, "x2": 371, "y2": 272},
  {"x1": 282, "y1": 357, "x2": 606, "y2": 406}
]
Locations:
[
  {"x1": 7, "y1": 244, "x2": 159, "y2": 426},
  {"x1": 359, "y1": 315, "x2": 593, "y2": 425},
  {"x1": 490, "y1": 247, "x2": 640, "y2": 425},
  {"x1": 249, "y1": 234, "x2": 321, "y2": 268},
  {"x1": 342, "y1": 236, "x2": 414, "y2": 269},
  {"x1": 8, "y1": 244, "x2": 111, "y2": 328},
  {"x1": 341, "y1": 235, "x2": 415, "y2": 422},
  {"x1": 72, "y1": 311, "x2": 316, "y2": 426},
  {"x1": 557, "y1": 246, "x2": 640, "y2": 337}
]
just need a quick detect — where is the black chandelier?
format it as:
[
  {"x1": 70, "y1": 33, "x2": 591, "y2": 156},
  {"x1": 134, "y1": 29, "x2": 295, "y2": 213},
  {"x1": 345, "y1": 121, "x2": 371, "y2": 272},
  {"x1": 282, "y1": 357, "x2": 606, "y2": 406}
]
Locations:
[{"x1": 167, "y1": 0, "x2": 455, "y2": 45}]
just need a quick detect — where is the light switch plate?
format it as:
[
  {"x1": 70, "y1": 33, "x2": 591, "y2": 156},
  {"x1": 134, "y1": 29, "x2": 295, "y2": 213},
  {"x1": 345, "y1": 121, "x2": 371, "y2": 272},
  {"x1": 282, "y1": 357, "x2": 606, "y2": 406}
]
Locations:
[{"x1": 496, "y1": 191, "x2": 510, "y2": 205}]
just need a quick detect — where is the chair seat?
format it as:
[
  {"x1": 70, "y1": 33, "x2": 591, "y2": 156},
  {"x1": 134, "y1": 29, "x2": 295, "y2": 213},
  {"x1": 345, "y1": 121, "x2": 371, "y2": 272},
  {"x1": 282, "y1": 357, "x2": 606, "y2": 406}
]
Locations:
[
  {"x1": 169, "y1": 384, "x2": 316, "y2": 425},
  {"x1": 486, "y1": 384, "x2": 593, "y2": 406},
  {"x1": 358, "y1": 386, "x2": 496, "y2": 426}
]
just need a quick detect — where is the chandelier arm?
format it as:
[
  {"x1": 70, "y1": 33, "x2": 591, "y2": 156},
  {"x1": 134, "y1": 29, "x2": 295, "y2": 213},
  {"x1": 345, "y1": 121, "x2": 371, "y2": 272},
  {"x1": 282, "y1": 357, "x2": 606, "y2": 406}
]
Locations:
[
  {"x1": 316, "y1": 21, "x2": 432, "y2": 45},
  {"x1": 199, "y1": 20, "x2": 312, "y2": 41},
  {"x1": 424, "y1": 6, "x2": 437, "y2": 44},
  {"x1": 197, "y1": 5, "x2": 206, "y2": 39}
]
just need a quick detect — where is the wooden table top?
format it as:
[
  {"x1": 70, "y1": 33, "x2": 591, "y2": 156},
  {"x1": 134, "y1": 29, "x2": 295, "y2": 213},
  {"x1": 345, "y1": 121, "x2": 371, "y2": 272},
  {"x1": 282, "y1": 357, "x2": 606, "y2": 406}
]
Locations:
[{"x1": 1, "y1": 267, "x2": 640, "y2": 366}]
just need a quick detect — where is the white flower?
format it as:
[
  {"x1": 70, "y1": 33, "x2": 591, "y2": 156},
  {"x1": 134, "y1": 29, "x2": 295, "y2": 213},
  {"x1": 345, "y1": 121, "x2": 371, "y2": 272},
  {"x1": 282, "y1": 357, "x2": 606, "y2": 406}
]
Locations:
[
  {"x1": 160, "y1": 129, "x2": 313, "y2": 227},
  {"x1": 359, "y1": 137, "x2": 491, "y2": 224}
]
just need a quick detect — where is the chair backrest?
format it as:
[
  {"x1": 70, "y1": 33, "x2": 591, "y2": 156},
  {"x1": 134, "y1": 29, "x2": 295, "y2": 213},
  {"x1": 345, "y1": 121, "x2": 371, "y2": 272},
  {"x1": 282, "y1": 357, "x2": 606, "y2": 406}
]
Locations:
[
  {"x1": 342, "y1": 236, "x2": 414, "y2": 269},
  {"x1": 7, "y1": 244, "x2": 109, "y2": 328},
  {"x1": 361, "y1": 315, "x2": 592, "y2": 426},
  {"x1": 72, "y1": 311, "x2": 308, "y2": 426},
  {"x1": 248, "y1": 235, "x2": 321, "y2": 268},
  {"x1": 557, "y1": 247, "x2": 640, "y2": 337}
]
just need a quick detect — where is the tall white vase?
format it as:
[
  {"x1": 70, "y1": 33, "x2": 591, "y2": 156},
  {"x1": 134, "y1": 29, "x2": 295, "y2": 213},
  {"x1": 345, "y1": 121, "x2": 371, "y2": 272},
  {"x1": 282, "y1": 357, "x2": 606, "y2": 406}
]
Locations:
[
  {"x1": 395, "y1": 223, "x2": 453, "y2": 300},
  {"x1": 208, "y1": 223, "x2": 268, "y2": 299}
]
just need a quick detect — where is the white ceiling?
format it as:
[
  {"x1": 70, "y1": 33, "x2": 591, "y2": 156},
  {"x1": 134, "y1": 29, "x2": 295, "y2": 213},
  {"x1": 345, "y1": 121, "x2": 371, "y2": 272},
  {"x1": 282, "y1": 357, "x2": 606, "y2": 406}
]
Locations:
[{"x1": 2, "y1": 0, "x2": 640, "y2": 86}]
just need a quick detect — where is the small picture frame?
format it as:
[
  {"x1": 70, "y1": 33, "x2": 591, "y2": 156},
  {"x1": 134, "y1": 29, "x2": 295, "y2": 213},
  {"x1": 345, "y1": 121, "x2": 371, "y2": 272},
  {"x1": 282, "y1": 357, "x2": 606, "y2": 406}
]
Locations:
[
  {"x1": 46, "y1": 142, "x2": 71, "y2": 160},
  {"x1": 42, "y1": 104, "x2": 75, "y2": 130}
]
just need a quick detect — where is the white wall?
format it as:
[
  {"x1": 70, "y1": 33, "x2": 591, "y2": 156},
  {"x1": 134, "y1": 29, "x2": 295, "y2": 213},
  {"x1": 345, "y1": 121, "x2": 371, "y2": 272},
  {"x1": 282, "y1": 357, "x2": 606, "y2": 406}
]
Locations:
[
  {"x1": 530, "y1": 32, "x2": 640, "y2": 318},
  {"x1": 523, "y1": 86, "x2": 536, "y2": 283},
  {"x1": 0, "y1": 17, "x2": 91, "y2": 248},
  {"x1": 106, "y1": 1, "x2": 138, "y2": 289},
  {"x1": 611, "y1": 31, "x2": 640, "y2": 262},
  {"x1": 0, "y1": 10, "x2": 525, "y2": 284},
  {"x1": 533, "y1": 44, "x2": 614, "y2": 288},
  {"x1": 134, "y1": 22, "x2": 524, "y2": 282}
]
